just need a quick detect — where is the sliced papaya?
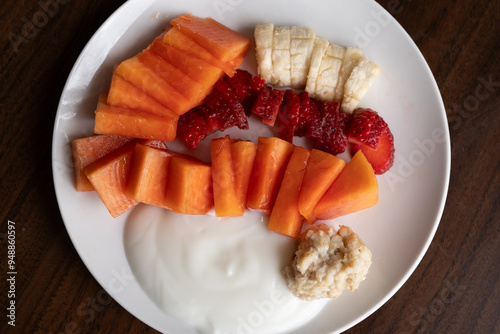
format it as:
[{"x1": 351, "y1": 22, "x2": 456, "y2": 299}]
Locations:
[
  {"x1": 268, "y1": 146, "x2": 311, "y2": 238},
  {"x1": 163, "y1": 156, "x2": 213, "y2": 215},
  {"x1": 126, "y1": 144, "x2": 174, "y2": 208},
  {"x1": 150, "y1": 38, "x2": 223, "y2": 90},
  {"x1": 211, "y1": 136, "x2": 243, "y2": 217},
  {"x1": 247, "y1": 137, "x2": 295, "y2": 212},
  {"x1": 71, "y1": 135, "x2": 134, "y2": 192},
  {"x1": 84, "y1": 142, "x2": 139, "y2": 218},
  {"x1": 94, "y1": 99, "x2": 177, "y2": 142},
  {"x1": 231, "y1": 139, "x2": 257, "y2": 210},
  {"x1": 171, "y1": 15, "x2": 252, "y2": 64},
  {"x1": 298, "y1": 149, "x2": 346, "y2": 223},
  {"x1": 114, "y1": 56, "x2": 193, "y2": 115},
  {"x1": 107, "y1": 74, "x2": 178, "y2": 119},
  {"x1": 313, "y1": 151, "x2": 378, "y2": 220}
]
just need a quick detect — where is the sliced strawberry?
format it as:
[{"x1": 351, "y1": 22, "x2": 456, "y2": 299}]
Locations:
[
  {"x1": 348, "y1": 108, "x2": 386, "y2": 149},
  {"x1": 294, "y1": 92, "x2": 311, "y2": 136},
  {"x1": 351, "y1": 126, "x2": 395, "y2": 174},
  {"x1": 224, "y1": 69, "x2": 252, "y2": 102},
  {"x1": 205, "y1": 94, "x2": 248, "y2": 131},
  {"x1": 314, "y1": 103, "x2": 352, "y2": 155},
  {"x1": 277, "y1": 89, "x2": 301, "y2": 142},
  {"x1": 178, "y1": 107, "x2": 208, "y2": 150},
  {"x1": 304, "y1": 99, "x2": 326, "y2": 139},
  {"x1": 243, "y1": 74, "x2": 266, "y2": 113},
  {"x1": 251, "y1": 85, "x2": 285, "y2": 126},
  {"x1": 215, "y1": 80, "x2": 241, "y2": 105}
]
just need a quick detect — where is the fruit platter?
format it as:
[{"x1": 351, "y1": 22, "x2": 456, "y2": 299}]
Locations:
[{"x1": 52, "y1": 0, "x2": 450, "y2": 333}]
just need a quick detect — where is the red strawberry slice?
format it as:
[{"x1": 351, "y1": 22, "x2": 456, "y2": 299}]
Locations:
[
  {"x1": 224, "y1": 69, "x2": 252, "y2": 102},
  {"x1": 314, "y1": 102, "x2": 352, "y2": 155},
  {"x1": 178, "y1": 107, "x2": 208, "y2": 150},
  {"x1": 243, "y1": 74, "x2": 266, "y2": 113},
  {"x1": 251, "y1": 85, "x2": 285, "y2": 126},
  {"x1": 294, "y1": 92, "x2": 312, "y2": 137},
  {"x1": 277, "y1": 89, "x2": 301, "y2": 142},
  {"x1": 351, "y1": 126, "x2": 395, "y2": 174},
  {"x1": 205, "y1": 94, "x2": 248, "y2": 131},
  {"x1": 348, "y1": 108, "x2": 385, "y2": 149}
]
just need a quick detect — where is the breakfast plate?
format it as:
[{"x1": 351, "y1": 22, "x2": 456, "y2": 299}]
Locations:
[{"x1": 51, "y1": 0, "x2": 451, "y2": 333}]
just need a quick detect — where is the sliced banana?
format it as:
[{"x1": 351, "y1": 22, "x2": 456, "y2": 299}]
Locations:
[
  {"x1": 272, "y1": 26, "x2": 292, "y2": 87},
  {"x1": 333, "y1": 47, "x2": 365, "y2": 102},
  {"x1": 305, "y1": 37, "x2": 330, "y2": 99},
  {"x1": 314, "y1": 43, "x2": 345, "y2": 101},
  {"x1": 341, "y1": 58, "x2": 381, "y2": 113},
  {"x1": 254, "y1": 23, "x2": 275, "y2": 84},
  {"x1": 290, "y1": 26, "x2": 317, "y2": 88}
]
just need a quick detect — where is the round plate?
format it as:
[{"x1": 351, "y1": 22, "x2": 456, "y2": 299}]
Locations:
[{"x1": 52, "y1": 0, "x2": 451, "y2": 333}]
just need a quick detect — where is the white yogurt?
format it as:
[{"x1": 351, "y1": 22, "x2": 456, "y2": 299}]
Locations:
[{"x1": 124, "y1": 205, "x2": 328, "y2": 334}]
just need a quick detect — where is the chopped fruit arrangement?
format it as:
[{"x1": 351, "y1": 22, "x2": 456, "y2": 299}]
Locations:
[
  {"x1": 94, "y1": 14, "x2": 251, "y2": 143},
  {"x1": 72, "y1": 134, "x2": 378, "y2": 236},
  {"x1": 254, "y1": 23, "x2": 380, "y2": 112}
]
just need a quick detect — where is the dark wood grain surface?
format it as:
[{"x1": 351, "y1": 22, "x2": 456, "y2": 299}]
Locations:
[{"x1": 0, "y1": 0, "x2": 498, "y2": 333}]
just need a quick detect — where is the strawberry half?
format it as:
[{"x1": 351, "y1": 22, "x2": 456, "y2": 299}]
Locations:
[
  {"x1": 351, "y1": 126, "x2": 395, "y2": 174},
  {"x1": 348, "y1": 108, "x2": 385, "y2": 149}
]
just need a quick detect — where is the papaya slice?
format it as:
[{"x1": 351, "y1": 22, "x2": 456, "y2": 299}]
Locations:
[
  {"x1": 84, "y1": 142, "x2": 139, "y2": 218},
  {"x1": 150, "y1": 38, "x2": 223, "y2": 91},
  {"x1": 268, "y1": 146, "x2": 311, "y2": 238},
  {"x1": 94, "y1": 100, "x2": 177, "y2": 142},
  {"x1": 211, "y1": 136, "x2": 243, "y2": 217},
  {"x1": 163, "y1": 28, "x2": 237, "y2": 76},
  {"x1": 231, "y1": 139, "x2": 257, "y2": 210},
  {"x1": 126, "y1": 144, "x2": 174, "y2": 208},
  {"x1": 163, "y1": 156, "x2": 213, "y2": 215},
  {"x1": 71, "y1": 135, "x2": 134, "y2": 192},
  {"x1": 171, "y1": 15, "x2": 252, "y2": 64},
  {"x1": 107, "y1": 74, "x2": 178, "y2": 119},
  {"x1": 114, "y1": 56, "x2": 193, "y2": 115},
  {"x1": 298, "y1": 149, "x2": 346, "y2": 223},
  {"x1": 247, "y1": 137, "x2": 295, "y2": 212},
  {"x1": 313, "y1": 151, "x2": 378, "y2": 220},
  {"x1": 138, "y1": 49, "x2": 207, "y2": 105}
]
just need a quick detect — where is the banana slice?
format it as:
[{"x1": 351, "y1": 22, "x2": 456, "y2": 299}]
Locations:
[
  {"x1": 290, "y1": 26, "x2": 316, "y2": 88},
  {"x1": 314, "y1": 43, "x2": 345, "y2": 101},
  {"x1": 305, "y1": 37, "x2": 330, "y2": 99},
  {"x1": 272, "y1": 26, "x2": 292, "y2": 86},
  {"x1": 254, "y1": 23, "x2": 275, "y2": 84},
  {"x1": 334, "y1": 47, "x2": 365, "y2": 102},
  {"x1": 341, "y1": 58, "x2": 381, "y2": 113}
]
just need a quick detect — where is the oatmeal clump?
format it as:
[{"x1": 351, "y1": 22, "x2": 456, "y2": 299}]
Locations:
[{"x1": 283, "y1": 225, "x2": 372, "y2": 301}]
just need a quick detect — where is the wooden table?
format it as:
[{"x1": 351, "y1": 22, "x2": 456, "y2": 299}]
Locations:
[{"x1": 1, "y1": 0, "x2": 498, "y2": 333}]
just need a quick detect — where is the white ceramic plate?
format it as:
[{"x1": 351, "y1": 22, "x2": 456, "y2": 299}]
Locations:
[{"x1": 52, "y1": 0, "x2": 450, "y2": 333}]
